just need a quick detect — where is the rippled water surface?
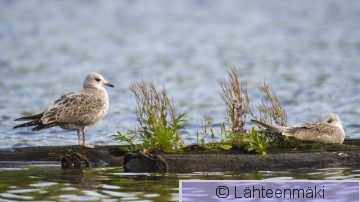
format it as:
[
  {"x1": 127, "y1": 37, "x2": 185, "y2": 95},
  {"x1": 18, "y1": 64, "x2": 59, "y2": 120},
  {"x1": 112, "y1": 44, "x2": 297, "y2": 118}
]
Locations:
[
  {"x1": 0, "y1": 0, "x2": 359, "y2": 147},
  {"x1": 0, "y1": 164, "x2": 360, "y2": 201},
  {"x1": 0, "y1": 1, "x2": 359, "y2": 200}
]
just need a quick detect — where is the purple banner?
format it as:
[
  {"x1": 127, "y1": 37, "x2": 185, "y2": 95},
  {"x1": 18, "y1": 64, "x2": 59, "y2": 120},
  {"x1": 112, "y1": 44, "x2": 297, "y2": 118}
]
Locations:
[{"x1": 180, "y1": 181, "x2": 359, "y2": 202}]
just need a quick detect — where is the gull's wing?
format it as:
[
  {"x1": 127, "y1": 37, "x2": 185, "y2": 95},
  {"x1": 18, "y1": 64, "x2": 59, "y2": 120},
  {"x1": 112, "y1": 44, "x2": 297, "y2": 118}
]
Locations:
[
  {"x1": 250, "y1": 119, "x2": 285, "y2": 134},
  {"x1": 41, "y1": 89, "x2": 107, "y2": 126},
  {"x1": 283, "y1": 122, "x2": 343, "y2": 143}
]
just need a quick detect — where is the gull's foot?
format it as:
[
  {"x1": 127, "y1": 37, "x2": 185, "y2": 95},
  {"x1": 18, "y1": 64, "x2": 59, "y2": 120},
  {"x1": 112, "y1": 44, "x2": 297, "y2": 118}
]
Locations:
[
  {"x1": 83, "y1": 144, "x2": 95, "y2": 148},
  {"x1": 61, "y1": 152, "x2": 90, "y2": 169},
  {"x1": 61, "y1": 154, "x2": 72, "y2": 169}
]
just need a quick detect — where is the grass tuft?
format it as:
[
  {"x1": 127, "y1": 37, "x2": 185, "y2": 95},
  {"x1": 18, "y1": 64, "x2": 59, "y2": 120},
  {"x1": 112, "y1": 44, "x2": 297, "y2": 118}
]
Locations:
[
  {"x1": 255, "y1": 81, "x2": 287, "y2": 126},
  {"x1": 114, "y1": 66, "x2": 296, "y2": 155},
  {"x1": 197, "y1": 114, "x2": 216, "y2": 145},
  {"x1": 219, "y1": 66, "x2": 251, "y2": 133},
  {"x1": 113, "y1": 79, "x2": 186, "y2": 153},
  {"x1": 217, "y1": 65, "x2": 288, "y2": 154}
]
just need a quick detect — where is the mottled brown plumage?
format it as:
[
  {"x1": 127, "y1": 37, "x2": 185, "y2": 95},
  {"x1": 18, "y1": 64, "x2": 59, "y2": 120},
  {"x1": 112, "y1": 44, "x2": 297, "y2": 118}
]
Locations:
[
  {"x1": 251, "y1": 114, "x2": 345, "y2": 144},
  {"x1": 14, "y1": 72, "x2": 114, "y2": 148}
]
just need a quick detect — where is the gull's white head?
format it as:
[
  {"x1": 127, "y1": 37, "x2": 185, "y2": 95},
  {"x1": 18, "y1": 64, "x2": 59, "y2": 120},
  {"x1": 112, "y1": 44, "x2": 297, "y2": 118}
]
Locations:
[
  {"x1": 324, "y1": 114, "x2": 342, "y2": 127},
  {"x1": 83, "y1": 72, "x2": 114, "y2": 89}
]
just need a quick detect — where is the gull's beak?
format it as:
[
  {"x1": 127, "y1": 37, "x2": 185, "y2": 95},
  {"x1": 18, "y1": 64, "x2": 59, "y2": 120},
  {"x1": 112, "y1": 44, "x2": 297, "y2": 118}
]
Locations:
[{"x1": 105, "y1": 82, "x2": 114, "y2": 87}]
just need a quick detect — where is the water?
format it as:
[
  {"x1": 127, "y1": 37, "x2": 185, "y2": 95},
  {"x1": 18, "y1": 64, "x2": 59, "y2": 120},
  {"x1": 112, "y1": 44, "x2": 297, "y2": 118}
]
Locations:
[
  {"x1": 0, "y1": 0, "x2": 359, "y2": 148},
  {"x1": 0, "y1": 1, "x2": 359, "y2": 200},
  {"x1": 0, "y1": 164, "x2": 360, "y2": 201}
]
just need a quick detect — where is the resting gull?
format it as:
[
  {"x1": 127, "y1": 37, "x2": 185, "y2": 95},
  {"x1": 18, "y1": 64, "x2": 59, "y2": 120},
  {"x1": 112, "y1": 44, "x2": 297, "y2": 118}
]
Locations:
[
  {"x1": 13, "y1": 72, "x2": 114, "y2": 148},
  {"x1": 251, "y1": 114, "x2": 345, "y2": 144}
]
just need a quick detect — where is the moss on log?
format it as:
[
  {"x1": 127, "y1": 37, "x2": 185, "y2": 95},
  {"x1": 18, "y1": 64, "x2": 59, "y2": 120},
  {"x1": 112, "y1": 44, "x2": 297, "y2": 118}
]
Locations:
[{"x1": 1, "y1": 140, "x2": 360, "y2": 173}]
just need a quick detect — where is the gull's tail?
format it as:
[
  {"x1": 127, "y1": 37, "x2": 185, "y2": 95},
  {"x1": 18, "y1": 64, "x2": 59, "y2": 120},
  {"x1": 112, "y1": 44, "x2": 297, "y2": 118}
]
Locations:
[
  {"x1": 13, "y1": 113, "x2": 58, "y2": 131},
  {"x1": 14, "y1": 113, "x2": 43, "y2": 121},
  {"x1": 13, "y1": 113, "x2": 43, "y2": 130},
  {"x1": 13, "y1": 120, "x2": 40, "y2": 128},
  {"x1": 250, "y1": 119, "x2": 286, "y2": 134}
]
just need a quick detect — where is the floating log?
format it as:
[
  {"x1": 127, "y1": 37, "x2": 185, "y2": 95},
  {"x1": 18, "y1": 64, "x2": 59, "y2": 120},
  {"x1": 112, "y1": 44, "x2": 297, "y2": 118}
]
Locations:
[
  {"x1": 1, "y1": 140, "x2": 360, "y2": 173},
  {"x1": 0, "y1": 145, "x2": 126, "y2": 167}
]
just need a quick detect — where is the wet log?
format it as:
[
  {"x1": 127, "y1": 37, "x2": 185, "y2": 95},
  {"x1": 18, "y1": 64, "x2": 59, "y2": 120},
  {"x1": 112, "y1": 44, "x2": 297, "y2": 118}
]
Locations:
[
  {"x1": 1, "y1": 140, "x2": 360, "y2": 173},
  {"x1": 0, "y1": 145, "x2": 127, "y2": 167},
  {"x1": 124, "y1": 141, "x2": 360, "y2": 173}
]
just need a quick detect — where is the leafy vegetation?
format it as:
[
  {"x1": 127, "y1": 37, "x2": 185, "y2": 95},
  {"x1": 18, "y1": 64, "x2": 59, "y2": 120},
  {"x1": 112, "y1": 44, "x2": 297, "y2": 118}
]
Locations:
[
  {"x1": 242, "y1": 128, "x2": 270, "y2": 155},
  {"x1": 217, "y1": 66, "x2": 272, "y2": 154},
  {"x1": 196, "y1": 114, "x2": 216, "y2": 145},
  {"x1": 113, "y1": 79, "x2": 186, "y2": 153},
  {"x1": 219, "y1": 67, "x2": 251, "y2": 133},
  {"x1": 113, "y1": 65, "x2": 317, "y2": 155},
  {"x1": 197, "y1": 66, "x2": 290, "y2": 154},
  {"x1": 252, "y1": 81, "x2": 287, "y2": 126}
]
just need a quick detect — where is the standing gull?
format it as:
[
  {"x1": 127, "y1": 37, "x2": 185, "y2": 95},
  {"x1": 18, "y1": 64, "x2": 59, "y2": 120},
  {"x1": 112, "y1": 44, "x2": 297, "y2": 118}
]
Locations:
[
  {"x1": 251, "y1": 114, "x2": 345, "y2": 144},
  {"x1": 13, "y1": 72, "x2": 114, "y2": 148}
]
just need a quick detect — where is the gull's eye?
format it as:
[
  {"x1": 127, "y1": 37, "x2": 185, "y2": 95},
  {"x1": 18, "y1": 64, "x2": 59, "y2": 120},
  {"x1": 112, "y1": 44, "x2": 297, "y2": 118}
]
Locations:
[
  {"x1": 327, "y1": 119, "x2": 333, "y2": 123},
  {"x1": 95, "y1": 78, "x2": 101, "y2": 82}
]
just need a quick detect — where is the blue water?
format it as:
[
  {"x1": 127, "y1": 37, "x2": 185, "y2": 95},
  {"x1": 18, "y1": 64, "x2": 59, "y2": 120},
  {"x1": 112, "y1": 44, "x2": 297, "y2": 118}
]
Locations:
[
  {"x1": 0, "y1": 165, "x2": 359, "y2": 201},
  {"x1": 0, "y1": 1, "x2": 360, "y2": 201},
  {"x1": 0, "y1": 0, "x2": 359, "y2": 148}
]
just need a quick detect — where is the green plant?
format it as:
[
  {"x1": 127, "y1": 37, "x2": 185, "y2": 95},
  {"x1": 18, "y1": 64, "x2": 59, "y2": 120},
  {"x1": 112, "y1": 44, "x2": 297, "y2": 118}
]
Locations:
[
  {"x1": 197, "y1": 114, "x2": 216, "y2": 145},
  {"x1": 220, "y1": 122, "x2": 243, "y2": 147},
  {"x1": 218, "y1": 66, "x2": 251, "y2": 145},
  {"x1": 219, "y1": 66, "x2": 251, "y2": 133},
  {"x1": 113, "y1": 79, "x2": 186, "y2": 153},
  {"x1": 254, "y1": 81, "x2": 287, "y2": 126},
  {"x1": 243, "y1": 128, "x2": 270, "y2": 155},
  {"x1": 112, "y1": 131, "x2": 137, "y2": 147},
  {"x1": 218, "y1": 66, "x2": 271, "y2": 154}
]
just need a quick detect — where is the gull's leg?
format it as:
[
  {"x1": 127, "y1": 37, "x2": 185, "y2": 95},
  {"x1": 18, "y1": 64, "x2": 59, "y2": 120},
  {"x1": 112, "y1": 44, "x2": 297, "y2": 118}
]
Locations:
[
  {"x1": 82, "y1": 128, "x2": 85, "y2": 145},
  {"x1": 77, "y1": 129, "x2": 81, "y2": 145},
  {"x1": 82, "y1": 128, "x2": 94, "y2": 148}
]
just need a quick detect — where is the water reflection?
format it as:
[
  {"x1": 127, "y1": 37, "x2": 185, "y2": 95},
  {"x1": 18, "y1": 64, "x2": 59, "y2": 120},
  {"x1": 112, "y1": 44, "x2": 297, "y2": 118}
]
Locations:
[{"x1": 0, "y1": 165, "x2": 359, "y2": 201}]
